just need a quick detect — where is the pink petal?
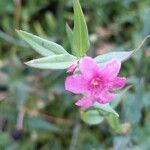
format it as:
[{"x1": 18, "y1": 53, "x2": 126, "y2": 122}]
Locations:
[
  {"x1": 75, "y1": 96, "x2": 94, "y2": 109},
  {"x1": 110, "y1": 77, "x2": 126, "y2": 90},
  {"x1": 97, "y1": 90, "x2": 114, "y2": 104},
  {"x1": 101, "y1": 59, "x2": 121, "y2": 80},
  {"x1": 65, "y1": 75, "x2": 87, "y2": 94},
  {"x1": 79, "y1": 57, "x2": 100, "y2": 79}
]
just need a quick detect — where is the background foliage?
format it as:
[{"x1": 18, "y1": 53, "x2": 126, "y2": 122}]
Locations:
[{"x1": 0, "y1": 0, "x2": 150, "y2": 149}]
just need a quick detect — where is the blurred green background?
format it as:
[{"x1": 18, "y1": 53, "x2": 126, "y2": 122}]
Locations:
[{"x1": 0, "y1": 0, "x2": 150, "y2": 149}]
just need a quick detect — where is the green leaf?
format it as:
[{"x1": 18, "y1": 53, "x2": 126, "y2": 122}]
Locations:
[
  {"x1": 81, "y1": 110, "x2": 104, "y2": 125},
  {"x1": 73, "y1": 0, "x2": 90, "y2": 57},
  {"x1": 95, "y1": 35, "x2": 150, "y2": 66},
  {"x1": 25, "y1": 54, "x2": 77, "y2": 69},
  {"x1": 16, "y1": 30, "x2": 68, "y2": 56},
  {"x1": 106, "y1": 114, "x2": 121, "y2": 131},
  {"x1": 93, "y1": 103, "x2": 119, "y2": 117},
  {"x1": 95, "y1": 51, "x2": 134, "y2": 67},
  {"x1": 66, "y1": 23, "x2": 73, "y2": 51}
]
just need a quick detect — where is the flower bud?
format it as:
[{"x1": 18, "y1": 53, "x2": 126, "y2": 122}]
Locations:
[
  {"x1": 67, "y1": 63, "x2": 77, "y2": 74},
  {"x1": 11, "y1": 129, "x2": 23, "y2": 140}
]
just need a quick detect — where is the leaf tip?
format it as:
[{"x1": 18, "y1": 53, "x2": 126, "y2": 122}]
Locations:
[
  {"x1": 115, "y1": 113, "x2": 119, "y2": 118},
  {"x1": 15, "y1": 29, "x2": 23, "y2": 34},
  {"x1": 24, "y1": 61, "x2": 32, "y2": 66}
]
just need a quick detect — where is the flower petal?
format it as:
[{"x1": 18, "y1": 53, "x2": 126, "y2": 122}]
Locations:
[
  {"x1": 111, "y1": 77, "x2": 126, "y2": 90},
  {"x1": 101, "y1": 59, "x2": 121, "y2": 80},
  {"x1": 75, "y1": 96, "x2": 94, "y2": 109},
  {"x1": 79, "y1": 57, "x2": 100, "y2": 79},
  {"x1": 97, "y1": 90, "x2": 114, "y2": 104},
  {"x1": 65, "y1": 75, "x2": 87, "y2": 94}
]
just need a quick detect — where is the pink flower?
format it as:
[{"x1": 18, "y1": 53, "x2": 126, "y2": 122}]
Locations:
[{"x1": 65, "y1": 57, "x2": 126, "y2": 109}]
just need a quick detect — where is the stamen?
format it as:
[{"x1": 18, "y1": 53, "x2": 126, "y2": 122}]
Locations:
[{"x1": 91, "y1": 78, "x2": 101, "y2": 87}]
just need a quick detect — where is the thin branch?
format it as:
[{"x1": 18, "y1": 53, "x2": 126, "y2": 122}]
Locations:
[{"x1": 20, "y1": 107, "x2": 78, "y2": 126}]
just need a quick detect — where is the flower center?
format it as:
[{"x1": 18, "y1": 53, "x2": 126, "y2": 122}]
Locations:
[{"x1": 90, "y1": 77, "x2": 101, "y2": 88}]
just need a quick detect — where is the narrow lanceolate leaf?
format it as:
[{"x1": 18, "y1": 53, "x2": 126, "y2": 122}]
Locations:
[
  {"x1": 93, "y1": 103, "x2": 119, "y2": 117},
  {"x1": 95, "y1": 35, "x2": 150, "y2": 67},
  {"x1": 25, "y1": 54, "x2": 77, "y2": 69},
  {"x1": 16, "y1": 30, "x2": 68, "y2": 56},
  {"x1": 73, "y1": 0, "x2": 90, "y2": 57},
  {"x1": 95, "y1": 51, "x2": 134, "y2": 67},
  {"x1": 81, "y1": 110, "x2": 104, "y2": 125},
  {"x1": 66, "y1": 23, "x2": 73, "y2": 52}
]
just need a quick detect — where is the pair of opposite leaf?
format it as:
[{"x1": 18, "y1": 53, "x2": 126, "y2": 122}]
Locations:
[{"x1": 17, "y1": 0, "x2": 150, "y2": 111}]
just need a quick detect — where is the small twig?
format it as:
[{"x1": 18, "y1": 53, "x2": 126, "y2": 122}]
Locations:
[
  {"x1": 133, "y1": 35, "x2": 150, "y2": 54},
  {"x1": 14, "y1": 0, "x2": 22, "y2": 28},
  {"x1": 40, "y1": 113, "x2": 77, "y2": 126},
  {"x1": 20, "y1": 107, "x2": 77, "y2": 126},
  {"x1": 16, "y1": 107, "x2": 25, "y2": 130}
]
